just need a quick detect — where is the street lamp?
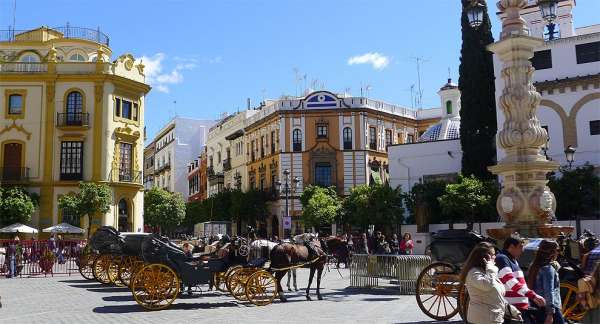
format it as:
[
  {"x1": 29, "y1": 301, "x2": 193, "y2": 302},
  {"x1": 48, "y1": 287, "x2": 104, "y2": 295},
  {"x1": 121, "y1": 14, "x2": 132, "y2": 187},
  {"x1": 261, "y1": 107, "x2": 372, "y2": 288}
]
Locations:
[
  {"x1": 466, "y1": 1, "x2": 486, "y2": 29},
  {"x1": 275, "y1": 169, "x2": 300, "y2": 238},
  {"x1": 564, "y1": 145, "x2": 576, "y2": 169},
  {"x1": 538, "y1": 0, "x2": 558, "y2": 40}
]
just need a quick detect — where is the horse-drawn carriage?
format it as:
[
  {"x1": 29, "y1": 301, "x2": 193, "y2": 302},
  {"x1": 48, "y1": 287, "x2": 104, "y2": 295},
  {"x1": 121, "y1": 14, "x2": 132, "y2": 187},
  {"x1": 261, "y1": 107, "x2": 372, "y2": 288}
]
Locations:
[{"x1": 415, "y1": 229, "x2": 598, "y2": 322}]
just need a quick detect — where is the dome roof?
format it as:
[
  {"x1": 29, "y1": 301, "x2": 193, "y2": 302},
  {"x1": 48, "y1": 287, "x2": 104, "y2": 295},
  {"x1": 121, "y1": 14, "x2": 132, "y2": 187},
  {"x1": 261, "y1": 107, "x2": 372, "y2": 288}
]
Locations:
[
  {"x1": 419, "y1": 119, "x2": 460, "y2": 142},
  {"x1": 440, "y1": 78, "x2": 458, "y2": 91}
]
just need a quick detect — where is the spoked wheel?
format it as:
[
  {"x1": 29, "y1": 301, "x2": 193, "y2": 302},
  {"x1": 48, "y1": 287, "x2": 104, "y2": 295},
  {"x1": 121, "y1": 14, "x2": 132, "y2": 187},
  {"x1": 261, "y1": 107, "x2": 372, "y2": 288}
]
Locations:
[
  {"x1": 131, "y1": 263, "x2": 180, "y2": 311},
  {"x1": 78, "y1": 253, "x2": 96, "y2": 280},
  {"x1": 213, "y1": 272, "x2": 228, "y2": 292},
  {"x1": 415, "y1": 262, "x2": 460, "y2": 321},
  {"x1": 228, "y1": 268, "x2": 255, "y2": 301},
  {"x1": 108, "y1": 256, "x2": 122, "y2": 286},
  {"x1": 225, "y1": 265, "x2": 243, "y2": 293},
  {"x1": 245, "y1": 270, "x2": 278, "y2": 306},
  {"x1": 93, "y1": 254, "x2": 113, "y2": 284},
  {"x1": 118, "y1": 256, "x2": 140, "y2": 287},
  {"x1": 561, "y1": 281, "x2": 586, "y2": 322},
  {"x1": 458, "y1": 283, "x2": 469, "y2": 321}
]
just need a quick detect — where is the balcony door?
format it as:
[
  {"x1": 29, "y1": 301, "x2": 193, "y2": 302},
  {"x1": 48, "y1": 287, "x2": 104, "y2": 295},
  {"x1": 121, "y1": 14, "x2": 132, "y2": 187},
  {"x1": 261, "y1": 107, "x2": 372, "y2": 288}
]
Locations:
[
  {"x1": 119, "y1": 143, "x2": 132, "y2": 181},
  {"x1": 3, "y1": 143, "x2": 22, "y2": 180}
]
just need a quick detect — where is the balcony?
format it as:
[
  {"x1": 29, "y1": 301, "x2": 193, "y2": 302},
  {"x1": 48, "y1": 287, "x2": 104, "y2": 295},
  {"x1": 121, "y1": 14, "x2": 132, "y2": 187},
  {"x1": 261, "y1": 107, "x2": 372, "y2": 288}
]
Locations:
[
  {"x1": 223, "y1": 158, "x2": 231, "y2": 171},
  {"x1": 369, "y1": 142, "x2": 377, "y2": 150},
  {"x1": 57, "y1": 113, "x2": 90, "y2": 128},
  {"x1": 154, "y1": 162, "x2": 171, "y2": 174},
  {"x1": 0, "y1": 167, "x2": 30, "y2": 183},
  {"x1": 108, "y1": 169, "x2": 142, "y2": 184},
  {"x1": 0, "y1": 26, "x2": 109, "y2": 46},
  {"x1": 0, "y1": 62, "x2": 48, "y2": 73}
]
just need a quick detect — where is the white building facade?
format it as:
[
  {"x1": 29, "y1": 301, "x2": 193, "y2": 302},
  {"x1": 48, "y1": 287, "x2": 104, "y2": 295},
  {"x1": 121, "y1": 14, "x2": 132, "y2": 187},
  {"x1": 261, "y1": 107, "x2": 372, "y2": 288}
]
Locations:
[{"x1": 147, "y1": 117, "x2": 213, "y2": 200}]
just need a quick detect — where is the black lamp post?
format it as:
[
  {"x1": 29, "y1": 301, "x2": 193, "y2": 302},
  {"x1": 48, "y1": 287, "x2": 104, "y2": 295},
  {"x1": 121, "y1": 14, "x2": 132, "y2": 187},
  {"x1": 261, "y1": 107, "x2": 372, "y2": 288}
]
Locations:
[
  {"x1": 538, "y1": 0, "x2": 559, "y2": 40},
  {"x1": 564, "y1": 145, "x2": 576, "y2": 169},
  {"x1": 466, "y1": 1, "x2": 485, "y2": 29},
  {"x1": 275, "y1": 169, "x2": 300, "y2": 238}
]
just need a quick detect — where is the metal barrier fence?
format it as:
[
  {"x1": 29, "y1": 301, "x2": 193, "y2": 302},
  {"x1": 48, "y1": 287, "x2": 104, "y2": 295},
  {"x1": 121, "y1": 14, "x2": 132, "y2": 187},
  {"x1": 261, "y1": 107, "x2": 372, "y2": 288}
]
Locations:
[
  {"x1": 349, "y1": 254, "x2": 432, "y2": 294},
  {"x1": 0, "y1": 239, "x2": 86, "y2": 278}
]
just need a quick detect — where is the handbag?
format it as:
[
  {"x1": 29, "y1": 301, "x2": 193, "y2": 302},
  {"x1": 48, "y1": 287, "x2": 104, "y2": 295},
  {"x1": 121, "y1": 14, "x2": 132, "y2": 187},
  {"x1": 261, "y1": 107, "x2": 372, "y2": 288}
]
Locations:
[{"x1": 504, "y1": 304, "x2": 523, "y2": 324}]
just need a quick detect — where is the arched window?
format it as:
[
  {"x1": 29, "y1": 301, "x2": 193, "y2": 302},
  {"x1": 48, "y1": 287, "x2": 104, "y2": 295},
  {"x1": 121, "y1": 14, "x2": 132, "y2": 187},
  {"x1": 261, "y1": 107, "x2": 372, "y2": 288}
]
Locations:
[
  {"x1": 292, "y1": 129, "x2": 302, "y2": 152},
  {"x1": 446, "y1": 100, "x2": 452, "y2": 114},
  {"x1": 20, "y1": 54, "x2": 39, "y2": 63},
  {"x1": 69, "y1": 53, "x2": 86, "y2": 62},
  {"x1": 66, "y1": 91, "x2": 83, "y2": 114},
  {"x1": 343, "y1": 127, "x2": 352, "y2": 150}
]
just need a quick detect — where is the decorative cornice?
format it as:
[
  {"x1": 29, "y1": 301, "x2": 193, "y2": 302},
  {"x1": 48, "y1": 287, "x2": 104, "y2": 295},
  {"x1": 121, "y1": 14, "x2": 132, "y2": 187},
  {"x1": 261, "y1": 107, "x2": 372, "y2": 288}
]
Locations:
[
  {"x1": 534, "y1": 73, "x2": 600, "y2": 93},
  {"x1": 0, "y1": 120, "x2": 32, "y2": 139}
]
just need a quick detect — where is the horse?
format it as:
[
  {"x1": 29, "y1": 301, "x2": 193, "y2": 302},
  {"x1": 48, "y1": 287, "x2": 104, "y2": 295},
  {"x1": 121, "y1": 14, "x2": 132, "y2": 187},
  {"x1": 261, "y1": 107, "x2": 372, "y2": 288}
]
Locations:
[
  {"x1": 322, "y1": 236, "x2": 350, "y2": 268},
  {"x1": 270, "y1": 234, "x2": 327, "y2": 301},
  {"x1": 248, "y1": 239, "x2": 278, "y2": 261}
]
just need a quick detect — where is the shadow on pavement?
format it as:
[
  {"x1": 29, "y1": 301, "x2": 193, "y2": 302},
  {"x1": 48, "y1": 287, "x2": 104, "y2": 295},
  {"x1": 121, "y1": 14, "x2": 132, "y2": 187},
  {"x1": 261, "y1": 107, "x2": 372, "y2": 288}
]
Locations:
[
  {"x1": 361, "y1": 297, "x2": 399, "y2": 302},
  {"x1": 59, "y1": 279, "x2": 94, "y2": 284},
  {"x1": 87, "y1": 287, "x2": 131, "y2": 293},
  {"x1": 93, "y1": 302, "x2": 238, "y2": 313},
  {"x1": 394, "y1": 321, "x2": 461, "y2": 324},
  {"x1": 102, "y1": 295, "x2": 135, "y2": 302},
  {"x1": 68, "y1": 283, "x2": 109, "y2": 289}
]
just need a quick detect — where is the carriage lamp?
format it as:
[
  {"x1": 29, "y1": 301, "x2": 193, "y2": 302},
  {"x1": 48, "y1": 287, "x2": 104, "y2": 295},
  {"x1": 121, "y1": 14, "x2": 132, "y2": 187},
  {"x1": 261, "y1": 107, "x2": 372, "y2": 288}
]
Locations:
[
  {"x1": 466, "y1": 1, "x2": 485, "y2": 28},
  {"x1": 564, "y1": 145, "x2": 576, "y2": 169},
  {"x1": 538, "y1": 0, "x2": 558, "y2": 40}
]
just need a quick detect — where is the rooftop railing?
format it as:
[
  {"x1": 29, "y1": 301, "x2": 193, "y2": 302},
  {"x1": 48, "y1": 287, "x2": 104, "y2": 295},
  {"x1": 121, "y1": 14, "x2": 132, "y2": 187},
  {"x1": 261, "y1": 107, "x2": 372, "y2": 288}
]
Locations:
[
  {"x1": 0, "y1": 62, "x2": 48, "y2": 73},
  {"x1": 0, "y1": 26, "x2": 109, "y2": 46}
]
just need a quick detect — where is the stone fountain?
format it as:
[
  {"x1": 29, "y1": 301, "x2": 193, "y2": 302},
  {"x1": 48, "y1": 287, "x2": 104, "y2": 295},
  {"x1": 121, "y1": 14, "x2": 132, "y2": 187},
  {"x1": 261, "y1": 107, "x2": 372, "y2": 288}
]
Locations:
[{"x1": 486, "y1": 0, "x2": 573, "y2": 239}]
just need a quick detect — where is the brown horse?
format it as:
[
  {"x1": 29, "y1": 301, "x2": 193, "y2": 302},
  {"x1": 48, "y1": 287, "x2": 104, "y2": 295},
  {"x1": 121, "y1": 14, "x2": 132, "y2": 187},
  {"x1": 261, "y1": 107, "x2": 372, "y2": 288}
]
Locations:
[{"x1": 270, "y1": 239, "x2": 327, "y2": 301}]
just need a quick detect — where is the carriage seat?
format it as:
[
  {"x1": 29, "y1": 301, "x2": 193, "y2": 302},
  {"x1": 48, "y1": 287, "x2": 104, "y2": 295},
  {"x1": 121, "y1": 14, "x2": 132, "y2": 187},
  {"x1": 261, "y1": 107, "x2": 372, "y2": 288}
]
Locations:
[{"x1": 248, "y1": 257, "x2": 268, "y2": 268}]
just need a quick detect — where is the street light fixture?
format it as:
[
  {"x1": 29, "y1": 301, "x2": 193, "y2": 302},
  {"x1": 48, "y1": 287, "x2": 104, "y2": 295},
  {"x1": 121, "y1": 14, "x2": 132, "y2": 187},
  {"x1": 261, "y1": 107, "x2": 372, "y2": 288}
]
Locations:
[
  {"x1": 466, "y1": 1, "x2": 486, "y2": 29},
  {"x1": 564, "y1": 145, "x2": 576, "y2": 169},
  {"x1": 538, "y1": 0, "x2": 559, "y2": 40},
  {"x1": 275, "y1": 169, "x2": 300, "y2": 238}
]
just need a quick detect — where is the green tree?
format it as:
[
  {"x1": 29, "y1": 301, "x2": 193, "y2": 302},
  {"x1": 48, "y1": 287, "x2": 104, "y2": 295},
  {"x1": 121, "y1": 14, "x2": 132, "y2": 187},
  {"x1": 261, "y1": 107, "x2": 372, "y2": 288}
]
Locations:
[
  {"x1": 459, "y1": 0, "x2": 497, "y2": 179},
  {"x1": 548, "y1": 164, "x2": 600, "y2": 221},
  {"x1": 438, "y1": 175, "x2": 498, "y2": 229},
  {"x1": 58, "y1": 182, "x2": 112, "y2": 236},
  {"x1": 0, "y1": 187, "x2": 38, "y2": 226},
  {"x1": 343, "y1": 184, "x2": 404, "y2": 231},
  {"x1": 403, "y1": 181, "x2": 448, "y2": 225},
  {"x1": 299, "y1": 185, "x2": 341, "y2": 229},
  {"x1": 144, "y1": 187, "x2": 185, "y2": 233}
]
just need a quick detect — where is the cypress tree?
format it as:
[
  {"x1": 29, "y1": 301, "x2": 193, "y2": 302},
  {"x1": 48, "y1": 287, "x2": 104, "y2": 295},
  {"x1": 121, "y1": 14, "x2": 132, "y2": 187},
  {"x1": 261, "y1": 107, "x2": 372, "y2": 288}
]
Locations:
[{"x1": 458, "y1": 0, "x2": 497, "y2": 179}]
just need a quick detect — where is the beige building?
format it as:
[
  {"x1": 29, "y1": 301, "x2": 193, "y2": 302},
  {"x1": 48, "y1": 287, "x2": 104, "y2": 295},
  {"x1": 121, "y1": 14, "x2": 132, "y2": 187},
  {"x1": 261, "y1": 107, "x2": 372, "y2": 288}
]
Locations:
[{"x1": 0, "y1": 26, "x2": 150, "y2": 234}]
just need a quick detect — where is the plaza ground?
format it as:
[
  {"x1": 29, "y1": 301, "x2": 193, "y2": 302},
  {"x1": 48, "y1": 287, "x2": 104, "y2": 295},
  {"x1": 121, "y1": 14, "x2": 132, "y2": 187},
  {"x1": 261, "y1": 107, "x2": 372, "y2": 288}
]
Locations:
[{"x1": 0, "y1": 268, "x2": 460, "y2": 324}]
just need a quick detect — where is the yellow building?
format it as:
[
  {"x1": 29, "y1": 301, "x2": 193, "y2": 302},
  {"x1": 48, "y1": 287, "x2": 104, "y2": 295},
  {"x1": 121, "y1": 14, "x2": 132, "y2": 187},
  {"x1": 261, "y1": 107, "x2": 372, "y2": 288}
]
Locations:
[
  {"x1": 244, "y1": 91, "x2": 438, "y2": 237},
  {"x1": 0, "y1": 26, "x2": 150, "y2": 234}
]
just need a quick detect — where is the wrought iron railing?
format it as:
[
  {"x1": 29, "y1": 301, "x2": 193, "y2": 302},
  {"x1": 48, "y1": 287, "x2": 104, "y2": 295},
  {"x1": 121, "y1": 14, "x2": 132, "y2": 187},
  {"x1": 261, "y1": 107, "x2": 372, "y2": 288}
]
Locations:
[
  {"x1": 109, "y1": 169, "x2": 141, "y2": 184},
  {"x1": 223, "y1": 158, "x2": 231, "y2": 171},
  {"x1": 0, "y1": 62, "x2": 48, "y2": 73},
  {"x1": 0, "y1": 167, "x2": 30, "y2": 182},
  {"x1": 0, "y1": 26, "x2": 109, "y2": 46},
  {"x1": 154, "y1": 162, "x2": 171, "y2": 174},
  {"x1": 56, "y1": 113, "x2": 89, "y2": 127}
]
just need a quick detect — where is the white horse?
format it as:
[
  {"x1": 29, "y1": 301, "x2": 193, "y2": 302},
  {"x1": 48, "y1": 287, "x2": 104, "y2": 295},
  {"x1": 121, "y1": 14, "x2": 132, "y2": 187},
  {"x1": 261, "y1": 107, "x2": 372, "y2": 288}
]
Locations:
[{"x1": 248, "y1": 239, "x2": 278, "y2": 260}]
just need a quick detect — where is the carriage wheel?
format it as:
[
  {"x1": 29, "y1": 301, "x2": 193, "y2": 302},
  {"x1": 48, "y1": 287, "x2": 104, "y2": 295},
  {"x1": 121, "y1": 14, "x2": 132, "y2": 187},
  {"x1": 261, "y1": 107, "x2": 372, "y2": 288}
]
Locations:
[
  {"x1": 245, "y1": 270, "x2": 278, "y2": 306},
  {"x1": 78, "y1": 253, "x2": 96, "y2": 280},
  {"x1": 225, "y1": 265, "x2": 243, "y2": 293},
  {"x1": 213, "y1": 272, "x2": 228, "y2": 292},
  {"x1": 458, "y1": 283, "x2": 469, "y2": 321},
  {"x1": 92, "y1": 254, "x2": 113, "y2": 284},
  {"x1": 118, "y1": 256, "x2": 140, "y2": 288},
  {"x1": 108, "y1": 257, "x2": 122, "y2": 286},
  {"x1": 131, "y1": 263, "x2": 180, "y2": 311},
  {"x1": 560, "y1": 282, "x2": 586, "y2": 322},
  {"x1": 415, "y1": 262, "x2": 460, "y2": 321},
  {"x1": 228, "y1": 268, "x2": 255, "y2": 301}
]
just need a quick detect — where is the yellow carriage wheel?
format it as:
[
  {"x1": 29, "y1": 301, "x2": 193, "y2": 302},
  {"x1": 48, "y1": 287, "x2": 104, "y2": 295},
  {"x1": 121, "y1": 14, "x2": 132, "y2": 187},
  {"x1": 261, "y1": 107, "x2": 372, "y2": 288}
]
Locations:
[
  {"x1": 118, "y1": 256, "x2": 140, "y2": 288},
  {"x1": 108, "y1": 256, "x2": 122, "y2": 286},
  {"x1": 224, "y1": 265, "x2": 243, "y2": 293},
  {"x1": 229, "y1": 268, "x2": 255, "y2": 301},
  {"x1": 131, "y1": 263, "x2": 180, "y2": 311},
  {"x1": 561, "y1": 282, "x2": 586, "y2": 322},
  {"x1": 415, "y1": 262, "x2": 460, "y2": 321},
  {"x1": 458, "y1": 283, "x2": 469, "y2": 321},
  {"x1": 92, "y1": 254, "x2": 113, "y2": 284},
  {"x1": 245, "y1": 270, "x2": 278, "y2": 306},
  {"x1": 78, "y1": 253, "x2": 96, "y2": 280},
  {"x1": 213, "y1": 272, "x2": 228, "y2": 292}
]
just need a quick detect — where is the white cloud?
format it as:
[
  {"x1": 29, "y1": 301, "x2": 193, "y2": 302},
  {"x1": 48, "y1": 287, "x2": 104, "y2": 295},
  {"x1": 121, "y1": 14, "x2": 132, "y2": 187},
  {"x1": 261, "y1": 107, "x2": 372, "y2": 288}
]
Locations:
[
  {"x1": 140, "y1": 53, "x2": 197, "y2": 93},
  {"x1": 347, "y1": 52, "x2": 390, "y2": 70}
]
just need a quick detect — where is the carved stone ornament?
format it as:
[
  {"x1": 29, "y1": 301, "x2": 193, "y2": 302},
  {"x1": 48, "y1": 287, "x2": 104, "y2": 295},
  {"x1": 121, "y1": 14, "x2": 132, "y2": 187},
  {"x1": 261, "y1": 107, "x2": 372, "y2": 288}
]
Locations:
[
  {"x1": 117, "y1": 54, "x2": 136, "y2": 71},
  {"x1": 501, "y1": 196, "x2": 514, "y2": 213},
  {"x1": 539, "y1": 189, "x2": 554, "y2": 212}
]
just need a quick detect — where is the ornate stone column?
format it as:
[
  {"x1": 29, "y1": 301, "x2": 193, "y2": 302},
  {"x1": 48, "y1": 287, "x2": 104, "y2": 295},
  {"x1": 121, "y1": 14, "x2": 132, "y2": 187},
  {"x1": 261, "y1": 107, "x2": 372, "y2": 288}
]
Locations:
[{"x1": 487, "y1": 0, "x2": 571, "y2": 238}]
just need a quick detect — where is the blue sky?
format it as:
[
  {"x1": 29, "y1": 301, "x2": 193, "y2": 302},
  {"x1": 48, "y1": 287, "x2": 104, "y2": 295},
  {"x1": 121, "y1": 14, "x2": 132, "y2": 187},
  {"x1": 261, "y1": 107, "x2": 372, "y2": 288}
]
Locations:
[{"x1": 2, "y1": 0, "x2": 599, "y2": 140}]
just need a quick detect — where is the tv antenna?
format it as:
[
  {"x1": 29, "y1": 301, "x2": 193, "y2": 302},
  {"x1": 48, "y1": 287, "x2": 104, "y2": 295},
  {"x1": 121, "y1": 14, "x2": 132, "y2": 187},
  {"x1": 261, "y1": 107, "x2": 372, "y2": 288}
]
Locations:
[
  {"x1": 293, "y1": 68, "x2": 301, "y2": 96},
  {"x1": 410, "y1": 56, "x2": 428, "y2": 109}
]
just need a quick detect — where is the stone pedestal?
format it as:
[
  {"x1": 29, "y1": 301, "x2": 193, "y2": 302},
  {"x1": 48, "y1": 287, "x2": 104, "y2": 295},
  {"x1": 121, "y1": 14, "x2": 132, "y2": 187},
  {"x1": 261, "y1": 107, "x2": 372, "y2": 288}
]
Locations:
[{"x1": 485, "y1": 0, "x2": 573, "y2": 239}]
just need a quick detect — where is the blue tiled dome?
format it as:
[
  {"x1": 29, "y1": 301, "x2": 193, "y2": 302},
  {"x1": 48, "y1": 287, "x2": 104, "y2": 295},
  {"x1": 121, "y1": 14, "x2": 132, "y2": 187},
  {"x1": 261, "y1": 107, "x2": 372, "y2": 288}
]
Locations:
[
  {"x1": 419, "y1": 124, "x2": 442, "y2": 142},
  {"x1": 419, "y1": 119, "x2": 460, "y2": 142}
]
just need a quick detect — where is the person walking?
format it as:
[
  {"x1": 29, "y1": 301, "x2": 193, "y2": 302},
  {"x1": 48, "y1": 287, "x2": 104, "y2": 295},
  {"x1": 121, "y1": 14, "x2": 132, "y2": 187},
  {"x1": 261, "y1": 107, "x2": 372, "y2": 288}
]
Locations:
[
  {"x1": 399, "y1": 233, "x2": 414, "y2": 255},
  {"x1": 527, "y1": 240, "x2": 565, "y2": 324},
  {"x1": 390, "y1": 234, "x2": 399, "y2": 255},
  {"x1": 460, "y1": 242, "x2": 508, "y2": 324},
  {"x1": 496, "y1": 236, "x2": 546, "y2": 318}
]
